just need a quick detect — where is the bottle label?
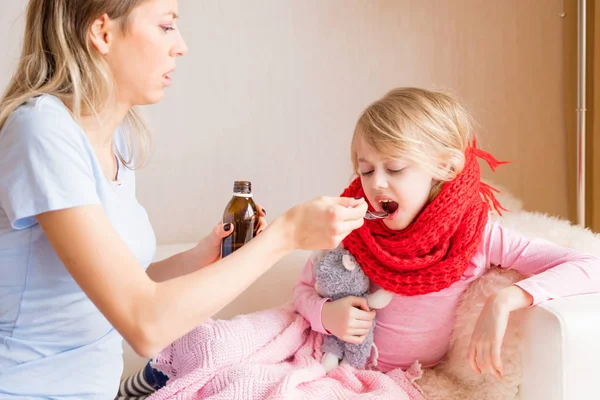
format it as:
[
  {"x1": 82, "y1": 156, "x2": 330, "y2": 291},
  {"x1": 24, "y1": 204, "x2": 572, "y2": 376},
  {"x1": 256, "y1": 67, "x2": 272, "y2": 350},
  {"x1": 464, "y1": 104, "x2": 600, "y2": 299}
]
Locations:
[{"x1": 232, "y1": 193, "x2": 253, "y2": 198}]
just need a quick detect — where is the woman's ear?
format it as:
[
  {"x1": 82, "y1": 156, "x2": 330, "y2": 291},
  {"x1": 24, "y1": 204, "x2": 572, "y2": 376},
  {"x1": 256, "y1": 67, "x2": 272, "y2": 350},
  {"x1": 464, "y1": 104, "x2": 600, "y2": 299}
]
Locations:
[{"x1": 89, "y1": 13, "x2": 114, "y2": 55}]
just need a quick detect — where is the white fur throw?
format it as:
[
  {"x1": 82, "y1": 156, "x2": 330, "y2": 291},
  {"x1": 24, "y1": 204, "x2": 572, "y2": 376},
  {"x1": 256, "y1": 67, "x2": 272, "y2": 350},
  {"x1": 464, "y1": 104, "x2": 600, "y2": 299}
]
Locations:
[{"x1": 416, "y1": 188, "x2": 600, "y2": 399}]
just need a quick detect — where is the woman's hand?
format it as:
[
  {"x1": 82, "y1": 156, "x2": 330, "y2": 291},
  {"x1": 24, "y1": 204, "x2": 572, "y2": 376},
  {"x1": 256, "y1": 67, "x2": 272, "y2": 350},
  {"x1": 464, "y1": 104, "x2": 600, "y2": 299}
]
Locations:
[
  {"x1": 254, "y1": 204, "x2": 268, "y2": 235},
  {"x1": 466, "y1": 285, "x2": 534, "y2": 380},
  {"x1": 277, "y1": 196, "x2": 367, "y2": 251},
  {"x1": 193, "y1": 205, "x2": 268, "y2": 268}
]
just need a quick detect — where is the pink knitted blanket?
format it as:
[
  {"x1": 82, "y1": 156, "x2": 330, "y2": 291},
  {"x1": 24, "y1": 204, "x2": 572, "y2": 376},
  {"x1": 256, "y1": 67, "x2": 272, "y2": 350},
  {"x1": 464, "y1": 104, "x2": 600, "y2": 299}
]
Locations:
[{"x1": 148, "y1": 305, "x2": 424, "y2": 399}]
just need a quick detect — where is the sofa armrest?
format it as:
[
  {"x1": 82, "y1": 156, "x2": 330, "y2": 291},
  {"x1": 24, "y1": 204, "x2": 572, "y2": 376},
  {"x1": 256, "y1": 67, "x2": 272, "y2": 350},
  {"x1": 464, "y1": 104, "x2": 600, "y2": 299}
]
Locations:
[{"x1": 520, "y1": 292, "x2": 600, "y2": 400}]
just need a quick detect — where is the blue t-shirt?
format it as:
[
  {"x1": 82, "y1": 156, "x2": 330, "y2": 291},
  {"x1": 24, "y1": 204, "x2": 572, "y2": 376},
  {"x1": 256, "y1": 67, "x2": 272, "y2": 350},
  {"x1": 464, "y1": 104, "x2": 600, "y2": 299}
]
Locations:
[{"x1": 0, "y1": 95, "x2": 156, "y2": 399}]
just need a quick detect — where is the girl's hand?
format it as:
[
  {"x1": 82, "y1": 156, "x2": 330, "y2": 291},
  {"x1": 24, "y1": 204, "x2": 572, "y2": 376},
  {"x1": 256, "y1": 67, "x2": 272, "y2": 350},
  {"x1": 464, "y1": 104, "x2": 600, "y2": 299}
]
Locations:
[
  {"x1": 321, "y1": 296, "x2": 376, "y2": 344},
  {"x1": 466, "y1": 285, "x2": 533, "y2": 380}
]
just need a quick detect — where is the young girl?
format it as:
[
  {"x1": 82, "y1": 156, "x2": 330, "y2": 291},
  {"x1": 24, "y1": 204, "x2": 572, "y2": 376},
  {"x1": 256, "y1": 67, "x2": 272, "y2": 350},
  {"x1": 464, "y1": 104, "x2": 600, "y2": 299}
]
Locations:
[
  {"x1": 293, "y1": 87, "x2": 600, "y2": 380},
  {"x1": 118, "y1": 87, "x2": 600, "y2": 397}
]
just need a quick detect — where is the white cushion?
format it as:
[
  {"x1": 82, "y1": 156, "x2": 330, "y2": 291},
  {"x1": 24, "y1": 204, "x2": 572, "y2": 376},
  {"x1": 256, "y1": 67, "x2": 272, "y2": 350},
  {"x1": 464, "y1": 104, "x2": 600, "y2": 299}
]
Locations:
[{"x1": 520, "y1": 293, "x2": 600, "y2": 400}]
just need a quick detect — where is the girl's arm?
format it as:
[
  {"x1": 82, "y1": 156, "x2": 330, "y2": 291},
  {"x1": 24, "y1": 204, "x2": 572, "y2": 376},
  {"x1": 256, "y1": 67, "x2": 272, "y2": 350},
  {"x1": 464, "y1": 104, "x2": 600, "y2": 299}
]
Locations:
[
  {"x1": 292, "y1": 255, "x2": 331, "y2": 334},
  {"x1": 485, "y1": 220, "x2": 600, "y2": 306},
  {"x1": 468, "y1": 220, "x2": 600, "y2": 380}
]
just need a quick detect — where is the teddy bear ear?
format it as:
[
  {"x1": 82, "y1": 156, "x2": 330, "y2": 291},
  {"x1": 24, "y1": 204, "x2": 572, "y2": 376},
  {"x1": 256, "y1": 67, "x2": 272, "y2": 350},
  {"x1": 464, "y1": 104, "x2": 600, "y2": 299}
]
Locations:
[{"x1": 342, "y1": 254, "x2": 357, "y2": 271}]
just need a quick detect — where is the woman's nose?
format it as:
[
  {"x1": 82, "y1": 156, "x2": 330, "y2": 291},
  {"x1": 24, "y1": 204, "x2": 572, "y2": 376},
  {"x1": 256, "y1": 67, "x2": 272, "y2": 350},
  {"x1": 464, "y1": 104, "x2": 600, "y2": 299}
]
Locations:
[{"x1": 172, "y1": 33, "x2": 188, "y2": 57}]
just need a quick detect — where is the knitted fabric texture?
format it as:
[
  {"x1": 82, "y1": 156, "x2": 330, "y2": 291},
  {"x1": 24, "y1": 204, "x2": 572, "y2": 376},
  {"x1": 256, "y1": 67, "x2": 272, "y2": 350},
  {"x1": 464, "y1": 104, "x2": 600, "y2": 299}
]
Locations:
[
  {"x1": 342, "y1": 143, "x2": 506, "y2": 296},
  {"x1": 148, "y1": 305, "x2": 424, "y2": 399}
]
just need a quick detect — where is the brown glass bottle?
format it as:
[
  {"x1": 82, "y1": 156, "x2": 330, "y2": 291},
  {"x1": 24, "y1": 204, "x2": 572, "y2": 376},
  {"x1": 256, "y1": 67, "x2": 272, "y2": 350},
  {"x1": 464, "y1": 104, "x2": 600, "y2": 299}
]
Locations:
[{"x1": 221, "y1": 181, "x2": 258, "y2": 258}]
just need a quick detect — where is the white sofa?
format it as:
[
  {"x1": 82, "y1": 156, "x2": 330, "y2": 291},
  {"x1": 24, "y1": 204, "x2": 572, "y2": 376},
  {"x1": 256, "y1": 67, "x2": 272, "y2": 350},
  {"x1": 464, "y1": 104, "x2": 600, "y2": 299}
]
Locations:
[{"x1": 122, "y1": 216, "x2": 600, "y2": 399}]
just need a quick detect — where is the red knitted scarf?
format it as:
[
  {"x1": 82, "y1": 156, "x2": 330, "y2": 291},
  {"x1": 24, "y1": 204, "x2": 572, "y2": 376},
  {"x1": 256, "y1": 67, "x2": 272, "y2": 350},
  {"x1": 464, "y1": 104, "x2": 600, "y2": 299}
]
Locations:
[{"x1": 341, "y1": 143, "x2": 507, "y2": 296}]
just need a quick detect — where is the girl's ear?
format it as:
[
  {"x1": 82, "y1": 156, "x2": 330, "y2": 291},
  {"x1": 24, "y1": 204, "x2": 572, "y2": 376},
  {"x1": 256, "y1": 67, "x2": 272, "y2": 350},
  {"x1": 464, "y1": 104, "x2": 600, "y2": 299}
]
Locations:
[{"x1": 438, "y1": 161, "x2": 453, "y2": 178}]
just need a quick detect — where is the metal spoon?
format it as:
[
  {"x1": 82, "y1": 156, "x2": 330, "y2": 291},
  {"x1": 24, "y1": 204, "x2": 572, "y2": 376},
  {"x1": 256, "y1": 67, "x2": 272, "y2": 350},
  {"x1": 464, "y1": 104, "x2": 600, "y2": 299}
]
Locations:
[{"x1": 364, "y1": 210, "x2": 388, "y2": 220}]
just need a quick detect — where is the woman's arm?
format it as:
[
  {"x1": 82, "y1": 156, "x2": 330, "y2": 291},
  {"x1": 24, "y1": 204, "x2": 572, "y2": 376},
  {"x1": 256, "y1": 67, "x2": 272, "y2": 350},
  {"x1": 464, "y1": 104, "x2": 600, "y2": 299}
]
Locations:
[
  {"x1": 37, "y1": 196, "x2": 366, "y2": 358},
  {"x1": 147, "y1": 209, "x2": 268, "y2": 282},
  {"x1": 145, "y1": 245, "x2": 205, "y2": 282}
]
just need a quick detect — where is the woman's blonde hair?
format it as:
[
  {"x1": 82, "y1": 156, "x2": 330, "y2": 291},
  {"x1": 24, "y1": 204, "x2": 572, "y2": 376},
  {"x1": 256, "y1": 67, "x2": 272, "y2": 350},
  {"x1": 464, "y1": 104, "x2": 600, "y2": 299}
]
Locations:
[
  {"x1": 352, "y1": 87, "x2": 475, "y2": 197},
  {"x1": 0, "y1": 0, "x2": 151, "y2": 168}
]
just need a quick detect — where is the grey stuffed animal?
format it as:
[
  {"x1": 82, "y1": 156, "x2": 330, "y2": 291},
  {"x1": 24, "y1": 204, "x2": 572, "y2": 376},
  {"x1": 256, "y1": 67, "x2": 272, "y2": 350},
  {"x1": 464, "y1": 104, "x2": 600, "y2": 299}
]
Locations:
[{"x1": 313, "y1": 246, "x2": 393, "y2": 372}]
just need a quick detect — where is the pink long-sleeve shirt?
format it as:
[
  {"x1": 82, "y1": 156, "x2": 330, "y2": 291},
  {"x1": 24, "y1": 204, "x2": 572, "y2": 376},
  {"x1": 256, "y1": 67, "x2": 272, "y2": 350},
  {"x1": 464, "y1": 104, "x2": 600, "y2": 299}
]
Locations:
[{"x1": 293, "y1": 219, "x2": 600, "y2": 373}]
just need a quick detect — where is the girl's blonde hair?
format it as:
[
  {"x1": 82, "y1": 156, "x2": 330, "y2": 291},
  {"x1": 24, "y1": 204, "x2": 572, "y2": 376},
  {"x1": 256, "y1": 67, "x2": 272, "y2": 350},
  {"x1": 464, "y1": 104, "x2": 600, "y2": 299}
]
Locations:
[
  {"x1": 0, "y1": 0, "x2": 151, "y2": 168},
  {"x1": 352, "y1": 87, "x2": 475, "y2": 198}
]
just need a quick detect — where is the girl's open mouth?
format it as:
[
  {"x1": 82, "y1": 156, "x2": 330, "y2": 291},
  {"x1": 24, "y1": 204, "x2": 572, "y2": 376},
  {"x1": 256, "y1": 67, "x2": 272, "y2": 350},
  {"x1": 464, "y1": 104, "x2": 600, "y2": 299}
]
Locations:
[{"x1": 379, "y1": 200, "x2": 399, "y2": 214}]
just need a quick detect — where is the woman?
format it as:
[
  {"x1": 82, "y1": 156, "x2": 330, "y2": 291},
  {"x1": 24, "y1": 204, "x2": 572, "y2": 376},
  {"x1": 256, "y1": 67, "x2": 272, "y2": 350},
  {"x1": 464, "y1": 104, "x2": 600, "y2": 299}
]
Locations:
[{"x1": 0, "y1": 0, "x2": 367, "y2": 398}]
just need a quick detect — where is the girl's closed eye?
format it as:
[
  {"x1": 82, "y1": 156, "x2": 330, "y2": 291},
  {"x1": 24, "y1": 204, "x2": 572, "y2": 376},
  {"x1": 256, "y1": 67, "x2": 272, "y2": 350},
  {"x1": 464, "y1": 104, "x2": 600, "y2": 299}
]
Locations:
[
  {"x1": 161, "y1": 25, "x2": 176, "y2": 33},
  {"x1": 360, "y1": 168, "x2": 404, "y2": 176},
  {"x1": 388, "y1": 168, "x2": 405, "y2": 174}
]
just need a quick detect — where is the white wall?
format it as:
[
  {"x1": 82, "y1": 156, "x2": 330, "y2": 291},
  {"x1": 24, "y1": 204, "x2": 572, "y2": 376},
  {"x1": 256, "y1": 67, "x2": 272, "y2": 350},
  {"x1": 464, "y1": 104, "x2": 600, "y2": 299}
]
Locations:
[
  {"x1": 0, "y1": 1, "x2": 569, "y2": 244},
  {"x1": 0, "y1": 2, "x2": 26, "y2": 83}
]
